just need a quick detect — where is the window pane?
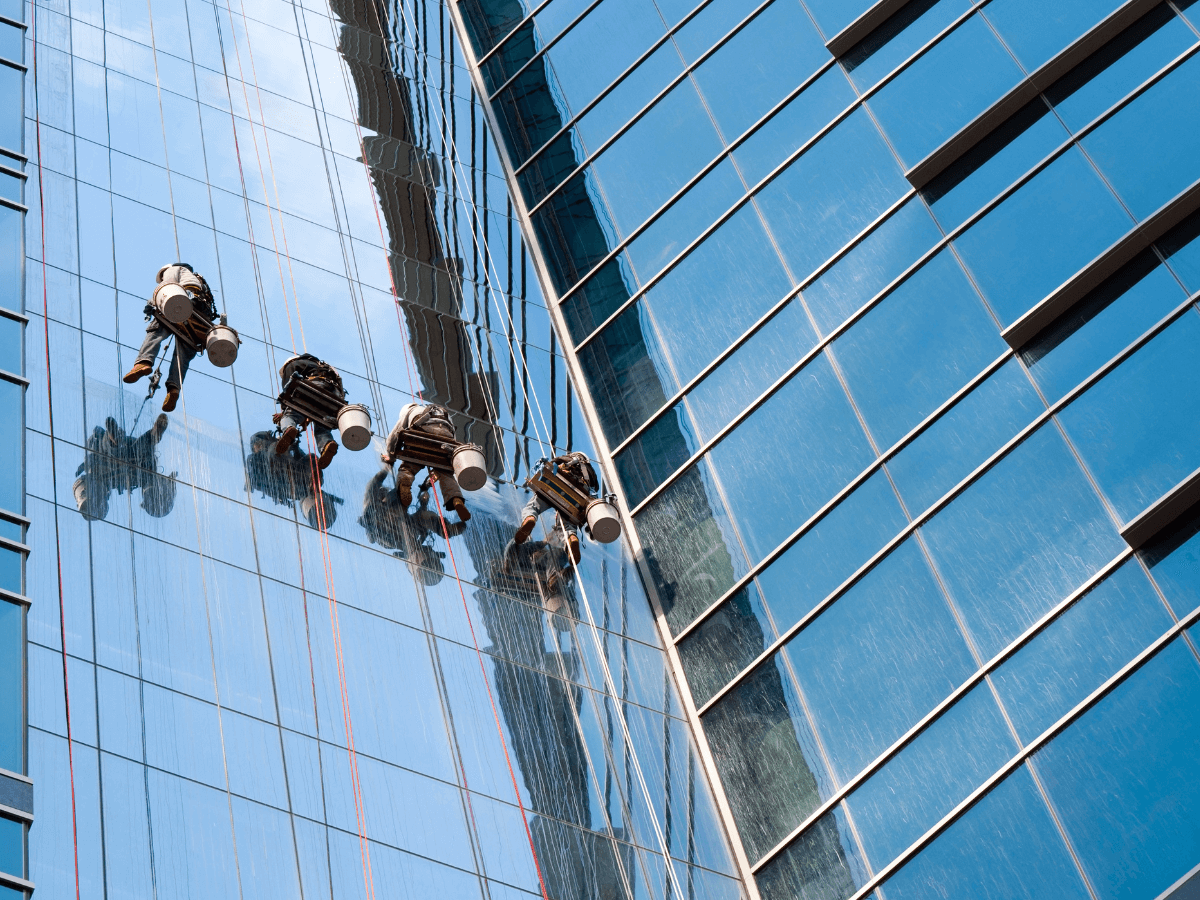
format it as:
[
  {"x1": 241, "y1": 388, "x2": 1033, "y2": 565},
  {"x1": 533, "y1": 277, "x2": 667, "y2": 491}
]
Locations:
[
  {"x1": 784, "y1": 539, "x2": 976, "y2": 783},
  {"x1": 921, "y1": 425, "x2": 1124, "y2": 660},
  {"x1": 0, "y1": 547, "x2": 17, "y2": 594},
  {"x1": 0, "y1": 600, "x2": 20, "y2": 772},
  {"x1": 983, "y1": 0, "x2": 1125, "y2": 72},
  {"x1": 882, "y1": 766, "x2": 1092, "y2": 900},
  {"x1": 0, "y1": 65, "x2": 20, "y2": 155},
  {"x1": 0, "y1": 816, "x2": 20, "y2": 877},
  {"x1": 0, "y1": 207, "x2": 20, "y2": 313},
  {"x1": 0, "y1": 380, "x2": 20, "y2": 513},
  {"x1": 1057, "y1": 312, "x2": 1200, "y2": 523},
  {"x1": 754, "y1": 807, "x2": 868, "y2": 900},
  {"x1": 1144, "y1": 506, "x2": 1200, "y2": 619},
  {"x1": 677, "y1": 582, "x2": 774, "y2": 706},
  {"x1": 844, "y1": 0, "x2": 972, "y2": 93},
  {"x1": 1035, "y1": 638, "x2": 1200, "y2": 900},
  {"x1": 0, "y1": 24, "x2": 18, "y2": 65},
  {"x1": 0, "y1": 317, "x2": 18, "y2": 375}
]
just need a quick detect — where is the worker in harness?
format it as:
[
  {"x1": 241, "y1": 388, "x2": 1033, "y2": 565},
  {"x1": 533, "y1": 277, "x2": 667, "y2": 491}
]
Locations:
[
  {"x1": 122, "y1": 263, "x2": 218, "y2": 412},
  {"x1": 360, "y1": 469, "x2": 466, "y2": 584},
  {"x1": 273, "y1": 353, "x2": 343, "y2": 469},
  {"x1": 513, "y1": 451, "x2": 599, "y2": 563},
  {"x1": 380, "y1": 402, "x2": 472, "y2": 522}
]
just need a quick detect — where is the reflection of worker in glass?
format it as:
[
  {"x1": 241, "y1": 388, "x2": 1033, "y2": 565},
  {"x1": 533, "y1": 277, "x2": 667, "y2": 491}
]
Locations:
[
  {"x1": 122, "y1": 264, "x2": 218, "y2": 412},
  {"x1": 514, "y1": 452, "x2": 598, "y2": 562},
  {"x1": 380, "y1": 402, "x2": 471, "y2": 521},
  {"x1": 273, "y1": 354, "x2": 343, "y2": 469},
  {"x1": 501, "y1": 531, "x2": 576, "y2": 613},
  {"x1": 74, "y1": 414, "x2": 175, "y2": 521},
  {"x1": 360, "y1": 469, "x2": 465, "y2": 585},
  {"x1": 245, "y1": 430, "x2": 341, "y2": 528}
]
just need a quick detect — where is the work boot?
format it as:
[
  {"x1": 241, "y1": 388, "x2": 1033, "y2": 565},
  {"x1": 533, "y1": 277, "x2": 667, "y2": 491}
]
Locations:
[
  {"x1": 317, "y1": 441, "x2": 338, "y2": 470},
  {"x1": 123, "y1": 360, "x2": 153, "y2": 384},
  {"x1": 567, "y1": 533, "x2": 581, "y2": 564},
  {"x1": 450, "y1": 497, "x2": 471, "y2": 522},
  {"x1": 161, "y1": 385, "x2": 180, "y2": 413},
  {"x1": 514, "y1": 515, "x2": 536, "y2": 545},
  {"x1": 151, "y1": 414, "x2": 169, "y2": 443},
  {"x1": 275, "y1": 426, "x2": 299, "y2": 456}
]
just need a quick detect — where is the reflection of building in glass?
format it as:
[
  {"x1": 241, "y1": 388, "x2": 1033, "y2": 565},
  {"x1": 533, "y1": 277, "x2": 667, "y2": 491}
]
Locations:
[
  {"x1": 19, "y1": 0, "x2": 746, "y2": 895},
  {"x1": 454, "y1": 1, "x2": 1200, "y2": 899}
]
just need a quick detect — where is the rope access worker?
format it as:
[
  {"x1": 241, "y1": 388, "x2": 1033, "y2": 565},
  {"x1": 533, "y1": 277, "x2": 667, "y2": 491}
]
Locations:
[
  {"x1": 273, "y1": 353, "x2": 344, "y2": 470},
  {"x1": 122, "y1": 263, "x2": 219, "y2": 412},
  {"x1": 380, "y1": 402, "x2": 472, "y2": 522},
  {"x1": 514, "y1": 451, "x2": 599, "y2": 563}
]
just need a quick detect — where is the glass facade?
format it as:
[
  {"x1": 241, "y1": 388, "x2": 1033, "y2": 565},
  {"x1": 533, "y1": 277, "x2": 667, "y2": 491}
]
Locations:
[
  {"x1": 19, "y1": 0, "x2": 746, "y2": 893},
  {"x1": 452, "y1": 0, "x2": 1200, "y2": 897}
]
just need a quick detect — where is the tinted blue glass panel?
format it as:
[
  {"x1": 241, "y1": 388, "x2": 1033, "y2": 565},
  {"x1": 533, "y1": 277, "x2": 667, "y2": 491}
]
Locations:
[
  {"x1": 923, "y1": 99, "x2": 1068, "y2": 232},
  {"x1": 1161, "y1": 206, "x2": 1200, "y2": 292},
  {"x1": 643, "y1": 204, "x2": 792, "y2": 389},
  {"x1": 684, "y1": 298, "x2": 818, "y2": 444},
  {"x1": 882, "y1": 766, "x2": 1092, "y2": 900},
  {"x1": 590, "y1": 80, "x2": 723, "y2": 237},
  {"x1": 0, "y1": 65, "x2": 19, "y2": 154},
  {"x1": 0, "y1": 317, "x2": 18, "y2": 375},
  {"x1": 844, "y1": 0, "x2": 972, "y2": 93},
  {"x1": 991, "y1": 562, "x2": 1170, "y2": 744},
  {"x1": 0, "y1": 547, "x2": 16, "y2": 594},
  {"x1": 1023, "y1": 252, "x2": 1186, "y2": 404},
  {"x1": 887, "y1": 359, "x2": 1044, "y2": 515},
  {"x1": 803, "y1": 0, "x2": 875, "y2": 41},
  {"x1": 0, "y1": 600, "x2": 19, "y2": 772},
  {"x1": 708, "y1": 353, "x2": 874, "y2": 563},
  {"x1": 0, "y1": 22, "x2": 18, "y2": 64},
  {"x1": 0, "y1": 170, "x2": 18, "y2": 206},
  {"x1": 0, "y1": 380, "x2": 20, "y2": 513},
  {"x1": 615, "y1": 405, "x2": 697, "y2": 508},
  {"x1": 1045, "y1": 4, "x2": 1196, "y2": 134},
  {"x1": 833, "y1": 250, "x2": 1005, "y2": 449},
  {"x1": 954, "y1": 146, "x2": 1132, "y2": 327},
  {"x1": 691, "y1": 0, "x2": 826, "y2": 142},
  {"x1": 756, "y1": 470, "x2": 908, "y2": 635},
  {"x1": 677, "y1": 582, "x2": 774, "y2": 705},
  {"x1": 733, "y1": 66, "x2": 857, "y2": 187},
  {"x1": 1057, "y1": 312, "x2": 1200, "y2": 523},
  {"x1": 1145, "y1": 507, "x2": 1200, "y2": 619},
  {"x1": 755, "y1": 807, "x2": 867, "y2": 900},
  {"x1": 785, "y1": 539, "x2": 976, "y2": 783},
  {"x1": 1036, "y1": 638, "x2": 1200, "y2": 900},
  {"x1": 802, "y1": 197, "x2": 943, "y2": 337},
  {"x1": 575, "y1": 41, "x2": 685, "y2": 155},
  {"x1": 0, "y1": 817, "x2": 20, "y2": 877},
  {"x1": 672, "y1": 0, "x2": 760, "y2": 62},
  {"x1": 846, "y1": 683, "x2": 1017, "y2": 872},
  {"x1": 1082, "y1": 52, "x2": 1200, "y2": 220},
  {"x1": 984, "y1": 0, "x2": 1125, "y2": 72},
  {"x1": 757, "y1": 109, "x2": 908, "y2": 283},
  {"x1": 0, "y1": 522, "x2": 18, "y2": 543},
  {"x1": 0, "y1": 207, "x2": 19, "y2": 313},
  {"x1": 702, "y1": 655, "x2": 831, "y2": 860},
  {"x1": 922, "y1": 425, "x2": 1125, "y2": 659},
  {"x1": 869, "y1": 14, "x2": 1024, "y2": 168}
]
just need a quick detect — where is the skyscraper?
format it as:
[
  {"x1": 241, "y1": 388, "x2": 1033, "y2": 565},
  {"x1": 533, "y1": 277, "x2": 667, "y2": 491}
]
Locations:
[
  {"x1": 13, "y1": 0, "x2": 749, "y2": 896},
  {"x1": 452, "y1": 0, "x2": 1200, "y2": 898}
]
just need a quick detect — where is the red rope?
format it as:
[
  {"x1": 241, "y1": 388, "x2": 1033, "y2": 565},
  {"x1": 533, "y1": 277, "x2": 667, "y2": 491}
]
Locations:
[{"x1": 31, "y1": 3, "x2": 82, "y2": 895}]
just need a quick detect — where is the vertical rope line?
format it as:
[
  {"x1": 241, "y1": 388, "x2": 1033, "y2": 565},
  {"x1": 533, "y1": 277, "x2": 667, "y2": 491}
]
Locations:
[
  {"x1": 143, "y1": 0, "x2": 181, "y2": 259},
  {"x1": 30, "y1": 1, "x2": 82, "y2": 894}
]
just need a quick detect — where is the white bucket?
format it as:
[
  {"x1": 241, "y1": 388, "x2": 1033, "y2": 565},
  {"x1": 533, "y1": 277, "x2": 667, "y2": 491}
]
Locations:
[
  {"x1": 452, "y1": 444, "x2": 488, "y2": 491},
  {"x1": 74, "y1": 476, "x2": 108, "y2": 521},
  {"x1": 155, "y1": 282, "x2": 192, "y2": 324},
  {"x1": 206, "y1": 323, "x2": 240, "y2": 367},
  {"x1": 586, "y1": 499, "x2": 621, "y2": 544},
  {"x1": 337, "y1": 404, "x2": 373, "y2": 451}
]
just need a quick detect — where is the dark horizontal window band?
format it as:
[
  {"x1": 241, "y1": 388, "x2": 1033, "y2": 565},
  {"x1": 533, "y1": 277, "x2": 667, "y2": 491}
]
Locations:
[
  {"x1": 473, "y1": 0, "x2": 558, "y2": 68},
  {"x1": 0, "y1": 771, "x2": 32, "y2": 820},
  {"x1": 0, "y1": 198, "x2": 26, "y2": 213},
  {"x1": 0, "y1": 58, "x2": 24, "y2": 73},
  {"x1": 905, "y1": 0, "x2": 1165, "y2": 190},
  {"x1": 690, "y1": 290, "x2": 1200, "y2": 713},
  {"x1": 0, "y1": 872, "x2": 32, "y2": 893},
  {"x1": 1004, "y1": 177, "x2": 1200, "y2": 349},
  {"x1": 1122, "y1": 465, "x2": 1200, "y2": 549},
  {"x1": 0, "y1": 15, "x2": 26, "y2": 29},
  {"x1": 0, "y1": 370, "x2": 26, "y2": 387},
  {"x1": 0, "y1": 165, "x2": 26, "y2": 180},
  {"x1": 825, "y1": 0, "x2": 912, "y2": 57},
  {"x1": 750, "y1": 545, "x2": 1133, "y2": 872},
  {"x1": 0, "y1": 538, "x2": 27, "y2": 556},
  {"x1": 841, "y1": 605, "x2": 1200, "y2": 900},
  {"x1": 1159, "y1": 861, "x2": 1200, "y2": 900},
  {"x1": 0, "y1": 309, "x2": 27, "y2": 324},
  {"x1": 0, "y1": 589, "x2": 28, "y2": 608},
  {"x1": 486, "y1": 0, "x2": 609, "y2": 101}
]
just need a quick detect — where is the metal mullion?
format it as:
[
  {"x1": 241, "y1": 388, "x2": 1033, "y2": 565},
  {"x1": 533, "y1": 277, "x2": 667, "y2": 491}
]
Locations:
[
  {"x1": 749, "y1": 545, "x2": 1132, "y2": 874},
  {"x1": 475, "y1": 0, "x2": 560, "y2": 68},
  {"x1": 513, "y1": 0, "x2": 750, "y2": 177},
  {"x1": 671, "y1": 349, "x2": 1012, "y2": 646},
  {"x1": 609, "y1": 189, "x2": 913, "y2": 459},
  {"x1": 523, "y1": 0, "x2": 783, "y2": 218},
  {"x1": 486, "y1": 0, "x2": 613, "y2": 101},
  {"x1": 691, "y1": 291, "x2": 1200, "y2": 718},
  {"x1": 842, "y1": 605, "x2": 1200, "y2": 900},
  {"x1": 616, "y1": 42, "x2": 1200, "y2": 516}
]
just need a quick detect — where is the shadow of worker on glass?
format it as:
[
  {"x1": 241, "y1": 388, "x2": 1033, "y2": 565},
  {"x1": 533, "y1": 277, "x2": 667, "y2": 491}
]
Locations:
[
  {"x1": 73, "y1": 414, "x2": 176, "y2": 521},
  {"x1": 245, "y1": 430, "x2": 343, "y2": 529},
  {"x1": 359, "y1": 468, "x2": 466, "y2": 586}
]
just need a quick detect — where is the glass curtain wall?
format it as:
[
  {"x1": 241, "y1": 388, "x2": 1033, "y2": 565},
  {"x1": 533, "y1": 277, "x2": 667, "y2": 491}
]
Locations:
[
  {"x1": 21, "y1": 0, "x2": 745, "y2": 893},
  {"x1": 452, "y1": 0, "x2": 1200, "y2": 897}
]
